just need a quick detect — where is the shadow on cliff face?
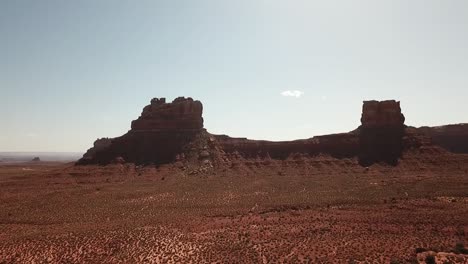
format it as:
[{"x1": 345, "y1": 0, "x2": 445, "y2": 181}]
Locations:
[
  {"x1": 417, "y1": 124, "x2": 468, "y2": 154},
  {"x1": 214, "y1": 132, "x2": 360, "y2": 161},
  {"x1": 77, "y1": 97, "x2": 205, "y2": 166},
  {"x1": 79, "y1": 131, "x2": 201, "y2": 166},
  {"x1": 358, "y1": 126, "x2": 405, "y2": 167},
  {"x1": 357, "y1": 100, "x2": 406, "y2": 167},
  {"x1": 77, "y1": 98, "x2": 421, "y2": 167}
]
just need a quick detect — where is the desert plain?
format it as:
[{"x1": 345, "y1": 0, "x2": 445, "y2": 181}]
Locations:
[{"x1": 0, "y1": 150, "x2": 467, "y2": 263}]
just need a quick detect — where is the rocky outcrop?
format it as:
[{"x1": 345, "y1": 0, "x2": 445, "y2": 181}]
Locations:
[
  {"x1": 214, "y1": 133, "x2": 359, "y2": 160},
  {"x1": 131, "y1": 97, "x2": 203, "y2": 131},
  {"x1": 77, "y1": 96, "x2": 465, "y2": 167},
  {"x1": 81, "y1": 138, "x2": 112, "y2": 160},
  {"x1": 358, "y1": 100, "x2": 406, "y2": 166},
  {"x1": 416, "y1": 124, "x2": 468, "y2": 153},
  {"x1": 360, "y1": 100, "x2": 405, "y2": 128},
  {"x1": 77, "y1": 97, "x2": 204, "y2": 165},
  {"x1": 214, "y1": 100, "x2": 409, "y2": 166}
]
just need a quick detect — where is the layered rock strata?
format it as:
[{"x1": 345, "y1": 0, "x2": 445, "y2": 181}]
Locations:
[
  {"x1": 131, "y1": 97, "x2": 203, "y2": 131},
  {"x1": 77, "y1": 97, "x2": 204, "y2": 165},
  {"x1": 358, "y1": 100, "x2": 406, "y2": 166},
  {"x1": 214, "y1": 133, "x2": 359, "y2": 160},
  {"x1": 77, "y1": 97, "x2": 464, "y2": 167},
  {"x1": 416, "y1": 124, "x2": 468, "y2": 153}
]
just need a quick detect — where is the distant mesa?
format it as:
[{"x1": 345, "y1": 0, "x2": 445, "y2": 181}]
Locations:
[
  {"x1": 31, "y1": 157, "x2": 41, "y2": 162},
  {"x1": 76, "y1": 97, "x2": 468, "y2": 167}
]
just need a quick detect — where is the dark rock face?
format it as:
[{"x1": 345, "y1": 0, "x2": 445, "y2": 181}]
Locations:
[
  {"x1": 416, "y1": 124, "x2": 468, "y2": 153},
  {"x1": 79, "y1": 130, "x2": 202, "y2": 165},
  {"x1": 77, "y1": 96, "x2": 464, "y2": 167},
  {"x1": 81, "y1": 138, "x2": 112, "y2": 160},
  {"x1": 214, "y1": 133, "x2": 359, "y2": 160},
  {"x1": 358, "y1": 100, "x2": 406, "y2": 166},
  {"x1": 77, "y1": 97, "x2": 204, "y2": 165},
  {"x1": 215, "y1": 100, "x2": 408, "y2": 166},
  {"x1": 360, "y1": 100, "x2": 405, "y2": 128}
]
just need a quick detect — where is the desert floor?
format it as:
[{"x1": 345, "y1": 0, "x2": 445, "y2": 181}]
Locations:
[{"x1": 0, "y1": 153, "x2": 467, "y2": 263}]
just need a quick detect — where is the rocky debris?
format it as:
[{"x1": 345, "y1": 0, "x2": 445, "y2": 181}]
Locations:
[
  {"x1": 112, "y1": 156, "x2": 125, "y2": 164},
  {"x1": 188, "y1": 162, "x2": 214, "y2": 175},
  {"x1": 199, "y1": 150, "x2": 210, "y2": 159},
  {"x1": 416, "y1": 251, "x2": 468, "y2": 264},
  {"x1": 358, "y1": 100, "x2": 406, "y2": 166},
  {"x1": 403, "y1": 127, "x2": 432, "y2": 149},
  {"x1": 175, "y1": 153, "x2": 186, "y2": 161}
]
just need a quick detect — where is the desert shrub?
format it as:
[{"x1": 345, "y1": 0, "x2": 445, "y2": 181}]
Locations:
[
  {"x1": 454, "y1": 243, "x2": 468, "y2": 254},
  {"x1": 425, "y1": 255, "x2": 436, "y2": 264},
  {"x1": 415, "y1": 247, "x2": 427, "y2": 253}
]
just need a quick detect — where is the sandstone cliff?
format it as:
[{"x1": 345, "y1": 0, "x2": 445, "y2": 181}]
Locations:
[
  {"x1": 358, "y1": 100, "x2": 406, "y2": 166},
  {"x1": 213, "y1": 133, "x2": 359, "y2": 160},
  {"x1": 77, "y1": 97, "x2": 464, "y2": 167},
  {"x1": 131, "y1": 97, "x2": 203, "y2": 131},
  {"x1": 77, "y1": 97, "x2": 205, "y2": 165},
  {"x1": 416, "y1": 124, "x2": 468, "y2": 153}
]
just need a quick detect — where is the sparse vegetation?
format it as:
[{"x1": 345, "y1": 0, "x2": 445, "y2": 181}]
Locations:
[
  {"x1": 416, "y1": 247, "x2": 427, "y2": 253},
  {"x1": 0, "y1": 154, "x2": 467, "y2": 262},
  {"x1": 454, "y1": 243, "x2": 468, "y2": 254},
  {"x1": 425, "y1": 255, "x2": 436, "y2": 264}
]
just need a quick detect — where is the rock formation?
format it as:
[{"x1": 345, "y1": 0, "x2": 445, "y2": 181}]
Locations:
[
  {"x1": 131, "y1": 97, "x2": 203, "y2": 131},
  {"x1": 77, "y1": 97, "x2": 205, "y2": 165},
  {"x1": 81, "y1": 138, "x2": 112, "y2": 160},
  {"x1": 358, "y1": 100, "x2": 406, "y2": 166},
  {"x1": 214, "y1": 133, "x2": 359, "y2": 160},
  {"x1": 215, "y1": 100, "x2": 409, "y2": 166},
  {"x1": 416, "y1": 124, "x2": 468, "y2": 153},
  {"x1": 77, "y1": 97, "x2": 465, "y2": 167},
  {"x1": 360, "y1": 100, "x2": 405, "y2": 128}
]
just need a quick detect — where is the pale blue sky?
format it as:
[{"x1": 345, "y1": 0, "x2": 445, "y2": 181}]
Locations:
[{"x1": 1, "y1": 0, "x2": 467, "y2": 152}]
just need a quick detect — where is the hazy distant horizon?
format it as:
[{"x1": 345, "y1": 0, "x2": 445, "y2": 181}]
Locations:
[
  {"x1": 0, "y1": 152, "x2": 83, "y2": 162},
  {"x1": 2, "y1": 0, "x2": 468, "y2": 152},
  {"x1": 0, "y1": 151, "x2": 83, "y2": 154}
]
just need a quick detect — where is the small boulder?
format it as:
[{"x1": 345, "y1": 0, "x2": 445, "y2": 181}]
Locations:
[
  {"x1": 199, "y1": 150, "x2": 210, "y2": 159},
  {"x1": 112, "y1": 156, "x2": 125, "y2": 164}
]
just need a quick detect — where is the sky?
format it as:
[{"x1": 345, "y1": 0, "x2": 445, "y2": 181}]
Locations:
[{"x1": 1, "y1": 0, "x2": 468, "y2": 152}]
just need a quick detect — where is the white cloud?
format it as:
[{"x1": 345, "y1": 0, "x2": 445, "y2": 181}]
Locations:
[{"x1": 281, "y1": 90, "x2": 304, "y2": 98}]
